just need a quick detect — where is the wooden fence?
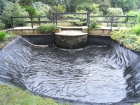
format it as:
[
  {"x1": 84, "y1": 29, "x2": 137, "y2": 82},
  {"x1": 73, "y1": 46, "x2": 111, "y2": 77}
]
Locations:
[{"x1": 10, "y1": 12, "x2": 137, "y2": 29}]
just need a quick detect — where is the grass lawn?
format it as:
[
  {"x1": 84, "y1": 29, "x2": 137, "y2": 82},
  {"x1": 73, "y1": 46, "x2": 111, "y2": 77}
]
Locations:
[{"x1": 0, "y1": 84, "x2": 68, "y2": 105}]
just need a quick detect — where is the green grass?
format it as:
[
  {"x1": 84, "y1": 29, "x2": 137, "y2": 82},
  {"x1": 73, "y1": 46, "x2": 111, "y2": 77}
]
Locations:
[{"x1": 0, "y1": 84, "x2": 68, "y2": 105}]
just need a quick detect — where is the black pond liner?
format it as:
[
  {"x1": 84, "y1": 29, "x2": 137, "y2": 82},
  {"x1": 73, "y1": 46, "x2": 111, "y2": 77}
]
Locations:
[{"x1": 0, "y1": 36, "x2": 140, "y2": 105}]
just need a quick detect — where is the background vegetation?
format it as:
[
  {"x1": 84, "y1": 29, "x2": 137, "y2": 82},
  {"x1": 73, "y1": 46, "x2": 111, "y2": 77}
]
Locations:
[{"x1": 0, "y1": 0, "x2": 140, "y2": 28}]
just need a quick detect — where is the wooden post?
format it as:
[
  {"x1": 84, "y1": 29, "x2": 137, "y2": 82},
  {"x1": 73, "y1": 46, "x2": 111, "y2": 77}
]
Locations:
[
  {"x1": 31, "y1": 15, "x2": 33, "y2": 28},
  {"x1": 11, "y1": 16, "x2": 14, "y2": 29},
  {"x1": 134, "y1": 15, "x2": 137, "y2": 25},
  {"x1": 52, "y1": 13, "x2": 55, "y2": 24},
  {"x1": 39, "y1": 16, "x2": 40, "y2": 25},
  {"x1": 56, "y1": 12, "x2": 57, "y2": 26},
  {"x1": 87, "y1": 11, "x2": 90, "y2": 26},
  {"x1": 111, "y1": 16, "x2": 113, "y2": 30},
  {"x1": 126, "y1": 15, "x2": 128, "y2": 22}
]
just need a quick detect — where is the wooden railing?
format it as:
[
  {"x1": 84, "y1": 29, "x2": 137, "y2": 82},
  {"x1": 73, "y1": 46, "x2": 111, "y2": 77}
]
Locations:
[
  {"x1": 89, "y1": 15, "x2": 137, "y2": 30},
  {"x1": 10, "y1": 12, "x2": 137, "y2": 29},
  {"x1": 53, "y1": 12, "x2": 90, "y2": 26},
  {"x1": 10, "y1": 15, "x2": 55, "y2": 28}
]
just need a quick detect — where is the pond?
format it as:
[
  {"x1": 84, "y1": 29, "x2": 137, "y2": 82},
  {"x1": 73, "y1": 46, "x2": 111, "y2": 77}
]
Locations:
[{"x1": 0, "y1": 36, "x2": 140, "y2": 105}]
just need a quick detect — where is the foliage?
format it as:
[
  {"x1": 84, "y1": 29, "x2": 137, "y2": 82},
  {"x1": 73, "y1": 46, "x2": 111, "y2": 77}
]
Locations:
[
  {"x1": 18, "y1": 0, "x2": 35, "y2": 6},
  {"x1": 0, "y1": 31, "x2": 6, "y2": 41},
  {"x1": 76, "y1": 3, "x2": 99, "y2": 13},
  {"x1": 137, "y1": 12, "x2": 140, "y2": 23},
  {"x1": 76, "y1": 3, "x2": 92, "y2": 11},
  {"x1": 99, "y1": 2, "x2": 110, "y2": 15},
  {"x1": 36, "y1": 24, "x2": 57, "y2": 33},
  {"x1": 131, "y1": 24, "x2": 140, "y2": 35},
  {"x1": 125, "y1": 10, "x2": 138, "y2": 22},
  {"x1": 107, "y1": 8, "x2": 124, "y2": 16},
  {"x1": 68, "y1": 20, "x2": 86, "y2": 26},
  {"x1": 126, "y1": 10, "x2": 137, "y2": 16},
  {"x1": 88, "y1": 19, "x2": 99, "y2": 30},
  {"x1": 90, "y1": 4, "x2": 99, "y2": 13},
  {"x1": 110, "y1": 0, "x2": 138, "y2": 12},
  {"x1": 23, "y1": 6, "x2": 37, "y2": 16},
  {"x1": 6, "y1": 31, "x2": 17, "y2": 39},
  {"x1": 110, "y1": 29, "x2": 140, "y2": 52},
  {"x1": 0, "y1": 20, "x2": 5, "y2": 30},
  {"x1": 0, "y1": 0, "x2": 6, "y2": 14},
  {"x1": 1, "y1": 2, "x2": 29, "y2": 28},
  {"x1": 62, "y1": 10, "x2": 87, "y2": 26},
  {"x1": 32, "y1": 1, "x2": 51, "y2": 16},
  {"x1": 0, "y1": 84, "x2": 68, "y2": 105},
  {"x1": 53, "y1": 5, "x2": 65, "y2": 13}
]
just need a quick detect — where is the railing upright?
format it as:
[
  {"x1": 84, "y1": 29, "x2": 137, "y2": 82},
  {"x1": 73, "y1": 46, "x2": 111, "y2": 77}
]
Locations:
[
  {"x1": 38, "y1": 16, "x2": 41, "y2": 25},
  {"x1": 134, "y1": 15, "x2": 137, "y2": 25},
  {"x1": 11, "y1": 16, "x2": 14, "y2": 29},
  {"x1": 31, "y1": 15, "x2": 33, "y2": 28},
  {"x1": 110, "y1": 16, "x2": 113, "y2": 30},
  {"x1": 126, "y1": 15, "x2": 128, "y2": 22},
  {"x1": 87, "y1": 11, "x2": 90, "y2": 26},
  {"x1": 56, "y1": 12, "x2": 58, "y2": 26}
]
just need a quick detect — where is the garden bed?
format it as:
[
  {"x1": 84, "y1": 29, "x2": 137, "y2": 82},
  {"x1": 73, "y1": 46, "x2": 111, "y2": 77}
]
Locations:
[{"x1": 0, "y1": 33, "x2": 17, "y2": 50}]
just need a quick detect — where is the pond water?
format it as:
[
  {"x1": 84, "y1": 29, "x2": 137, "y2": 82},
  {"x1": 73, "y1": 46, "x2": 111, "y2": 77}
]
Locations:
[{"x1": 0, "y1": 37, "x2": 140, "y2": 105}]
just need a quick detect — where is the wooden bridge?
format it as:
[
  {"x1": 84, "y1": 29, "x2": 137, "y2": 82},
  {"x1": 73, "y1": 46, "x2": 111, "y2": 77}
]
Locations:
[
  {"x1": 9, "y1": 12, "x2": 136, "y2": 36},
  {"x1": 10, "y1": 12, "x2": 137, "y2": 30}
]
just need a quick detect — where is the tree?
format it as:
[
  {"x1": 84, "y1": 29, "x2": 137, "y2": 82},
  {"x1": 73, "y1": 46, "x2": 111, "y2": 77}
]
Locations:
[
  {"x1": 1, "y1": 2, "x2": 29, "y2": 27},
  {"x1": 18, "y1": 0, "x2": 35, "y2": 6},
  {"x1": 34, "y1": 0, "x2": 94, "y2": 12},
  {"x1": 110, "y1": 0, "x2": 138, "y2": 12}
]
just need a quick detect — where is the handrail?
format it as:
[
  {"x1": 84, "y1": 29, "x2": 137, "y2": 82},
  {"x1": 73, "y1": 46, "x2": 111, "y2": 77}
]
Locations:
[
  {"x1": 10, "y1": 12, "x2": 137, "y2": 29},
  {"x1": 11, "y1": 15, "x2": 55, "y2": 28}
]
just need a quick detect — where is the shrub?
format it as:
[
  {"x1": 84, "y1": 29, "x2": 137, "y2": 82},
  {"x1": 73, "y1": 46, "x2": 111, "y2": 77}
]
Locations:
[
  {"x1": 88, "y1": 19, "x2": 99, "y2": 30},
  {"x1": 1, "y1": 2, "x2": 29, "y2": 28},
  {"x1": 107, "y1": 8, "x2": 124, "y2": 16},
  {"x1": 126, "y1": 10, "x2": 137, "y2": 16},
  {"x1": 125, "y1": 10, "x2": 137, "y2": 22},
  {"x1": 99, "y1": 3, "x2": 110, "y2": 15},
  {"x1": 18, "y1": 0, "x2": 34, "y2": 6},
  {"x1": 131, "y1": 24, "x2": 140, "y2": 35},
  {"x1": 23, "y1": 6, "x2": 37, "y2": 16},
  {"x1": 137, "y1": 12, "x2": 140, "y2": 23},
  {"x1": 76, "y1": 3, "x2": 91, "y2": 11},
  {"x1": 64, "y1": 10, "x2": 87, "y2": 26},
  {"x1": 32, "y1": 2, "x2": 51, "y2": 16},
  {"x1": 110, "y1": 29, "x2": 140, "y2": 52},
  {"x1": 90, "y1": 3, "x2": 99, "y2": 13},
  {"x1": 0, "y1": 31, "x2": 6, "y2": 41},
  {"x1": 110, "y1": 29, "x2": 130, "y2": 42},
  {"x1": 76, "y1": 3, "x2": 99, "y2": 13},
  {"x1": 107, "y1": 8, "x2": 124, "y2": 27},
  {"x1": 0, "y1": 20, "x2": 5, "y2": 30},
  {"x1": 36, "y1": 24, "x2": 57, "y2": 33},
  {"x1": 53, "y1": 5, "x2": 65, "y2": 13},
  {"x1": 6, "y1": 31, "x2": 17, "y2": 39},
  {"x1": 68, "y1": 20, "x2": 86, "y2": 26}
]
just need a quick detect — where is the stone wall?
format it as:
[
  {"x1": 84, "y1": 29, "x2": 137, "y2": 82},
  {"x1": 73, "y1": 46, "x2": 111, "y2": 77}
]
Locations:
[{"x1": 55, "y1": 35, "x2": 88, "y2": 49}]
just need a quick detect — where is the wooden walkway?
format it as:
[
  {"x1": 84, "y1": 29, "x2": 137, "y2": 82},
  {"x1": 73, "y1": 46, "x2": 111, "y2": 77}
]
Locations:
[{"x1": 7, "y1": 26, "x2": 127, "y2": 36}]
